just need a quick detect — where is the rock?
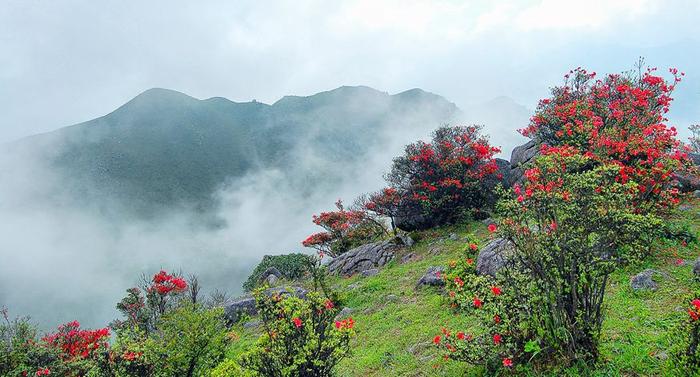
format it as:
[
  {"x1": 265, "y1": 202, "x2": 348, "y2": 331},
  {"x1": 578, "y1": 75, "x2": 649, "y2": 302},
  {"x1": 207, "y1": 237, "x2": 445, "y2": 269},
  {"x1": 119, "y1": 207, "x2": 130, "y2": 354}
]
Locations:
[
  {"x1": 476, "y1": 238, "x2": 515, "y2": 277},
  {"x1": 224, "y1": 296, "x2": 256, "y2": 323},
  {"x1": 224, "y1": 286, "x2": 308, "y2": 323},
  {"x1": 386, "y1": 294, "x2": 399, "y2": 302},
  {"x1": 508, "y1": 140, "x2": 540, "y2": 187},
  {"x1": 394, "y1": 210, "x2": 434, "y2": 232},
  {"x1": 327, "y1": 239, "x2": 404, "y2": 276},
  {"x1": 336, "y1": 307, "x2": 354, "y2": 319},
  {"x1": 481, "y1": 218, "x2": 495, "y2": 226},
  {"x1": 416, "y1": 266, "x2": 445, "y2": 288},
  {"x1": 679, "y1": 204, "x2": 693, "y2": 211},
  {"x1": 428, "y1": 245, "x2": 443, "y2": 255},
  {"x1": 407, "y1": 341, "x2": 432, "y2": 356},
  {"x1": 448, "y1": 233, "x2": 459, "y2": 241},
  {"x1": 347, "y1": 283, "x2": 361, "y2": 290},
  {"x1": 361, "y1": 269, "x2": 379, "y2": 277},
  {"x1": 396, "y1": 234, "x2": 415, "y2": 247},
  {"x1": 694, "y1": 190, "x2": 700, "y2": 198},
  {"x1": 675, "y1": 172, "x2": 700, "y2": 192},
  {"x1": 483, "y1": 158, "x2": 512, "y2": 199},
  {"x1": 693, "y1": 258, "x2": 700, "y2": 278},
  {"x1": 265, "y1": 274, "x2": 279, "y2": 286},
  {"x1": 401, "y1": 253, "x2": 417, "y2": 264},
  {"x1": 630, "y1": 269, "x2": 664, "y2": 291},
  {"x1": 243, "y1": 320, "x2": 261, "y2": 329},
  {"x1": 259, "y1": 267, "x2": 284, "y2": 284}
]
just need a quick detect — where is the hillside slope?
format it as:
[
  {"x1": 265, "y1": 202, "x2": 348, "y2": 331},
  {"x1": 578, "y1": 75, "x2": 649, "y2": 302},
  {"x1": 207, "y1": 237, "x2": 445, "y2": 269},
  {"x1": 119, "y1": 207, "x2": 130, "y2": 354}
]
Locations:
[
  {"x1": 6, "y1": 86, "x2": 459, "y2": 217},
  {"x1": 228, "y1": 197, "x2": 700, "y2": 376}
]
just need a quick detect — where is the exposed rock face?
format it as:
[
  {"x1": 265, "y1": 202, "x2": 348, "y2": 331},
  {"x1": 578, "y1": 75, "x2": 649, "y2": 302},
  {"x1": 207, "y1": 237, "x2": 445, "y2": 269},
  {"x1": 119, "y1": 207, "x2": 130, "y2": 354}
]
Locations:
[
  {"x1": 476, "y1": 238, "x2": 516, "y2": 277},
  {"x1": 394, "y1": 211, "x2": 434, "y2": 232},
  {"x1": 224, "y1": 286, "x2": 308, "y2": 323},
  {"x1": 508, "y1": 140, "x2": 539, "y2": 187},
  {"x1": 416, "y1": 266, "x2": 445, "y2": 288},
  {"x1": 327, "y1": 237, "x2": 411, "y2": 276},
  {"x1": 630, "y1": 269, "x2": 665, "y2": 291},
  {"x1": 361, "y1": 269, "x2": 379, "y2": 277},
  {"x1": 259, "y1": 267, "x2": 283, "y2": 285}
]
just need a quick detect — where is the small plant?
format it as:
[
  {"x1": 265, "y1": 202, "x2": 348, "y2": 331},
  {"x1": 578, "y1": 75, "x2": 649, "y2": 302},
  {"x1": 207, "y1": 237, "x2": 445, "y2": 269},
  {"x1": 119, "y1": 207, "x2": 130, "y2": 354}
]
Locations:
[
  {"x1": 670, "y1": 290, "x2": 700, "y2": 375},
  {"x1": 239, "y1": 258, "x2": 354, "y2": 376}
]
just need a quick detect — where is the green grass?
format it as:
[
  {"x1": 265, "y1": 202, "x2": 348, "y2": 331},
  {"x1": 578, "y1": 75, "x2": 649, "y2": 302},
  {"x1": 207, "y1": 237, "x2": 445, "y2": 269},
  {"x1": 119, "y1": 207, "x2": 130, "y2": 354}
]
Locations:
[{"x1": 227, "y1": 199, "x2": 700, "y2": 376}]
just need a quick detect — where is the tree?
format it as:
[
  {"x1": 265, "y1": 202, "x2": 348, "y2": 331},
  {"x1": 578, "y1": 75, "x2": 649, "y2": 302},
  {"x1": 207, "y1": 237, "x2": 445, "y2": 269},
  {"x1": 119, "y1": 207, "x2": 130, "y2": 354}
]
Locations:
[
  {"x1": 386, "y1": 125, "x2": 500, "y2": 228},
  {"x1": 354, "y1": 187, "x2": 403, "y2": 235},
  {"x1": 302, "y1": 199, "x2": 384, "y2": 257}
]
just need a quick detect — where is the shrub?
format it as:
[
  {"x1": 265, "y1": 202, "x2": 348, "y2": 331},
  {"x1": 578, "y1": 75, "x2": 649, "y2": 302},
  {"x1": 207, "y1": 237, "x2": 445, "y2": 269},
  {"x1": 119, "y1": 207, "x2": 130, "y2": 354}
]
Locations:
[
  {"x1": 520, "y1": 65, "x2": 691, "y2": 213},
  {"x1": 242, "y1": 253, "x2": 314, "y2": 292},
  {"x1": 386, "y1": 125, "x2": 501, "y2": 228},
  {"x1": 436, "y1": 150, "x2": 662, "y2": 371},
  {"x1": 302, "y1": 199, "x2": 384, "y2": 257},
  {"x1": 671, "y1": 291, "x2": 700, "y2": 375},
  {"x1": 239, "y1": 259, "x2": 354, "y2": 376},
  {"x1": 355, "y1": 187, "x2": 404, "y2": 235}
]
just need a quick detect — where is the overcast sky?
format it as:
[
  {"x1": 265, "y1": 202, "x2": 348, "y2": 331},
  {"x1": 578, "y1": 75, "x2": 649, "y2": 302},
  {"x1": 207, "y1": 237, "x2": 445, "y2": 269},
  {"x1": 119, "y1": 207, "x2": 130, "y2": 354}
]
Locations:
[{"x1": 1, "y1": 0, "x2": 699, "y2": 144}]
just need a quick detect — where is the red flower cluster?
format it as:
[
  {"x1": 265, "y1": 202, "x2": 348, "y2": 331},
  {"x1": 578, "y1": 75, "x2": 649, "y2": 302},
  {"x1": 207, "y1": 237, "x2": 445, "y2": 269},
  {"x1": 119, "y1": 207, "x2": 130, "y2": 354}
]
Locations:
[
  {"x1": 42, "y1": 321, "x2": 110, "y2": 361},
  {"x1": 292, "y1": 317, "x2": 303, "y2": 328},
  {"x1": 335, "y1": 317, "x2": 355, "y2": 330},
  {"x1": 688, "y1": 299, "x2": 700, "y2": 321},
  {"x1": 520, "y1": 67, "x2": 690, "y2": 209},
  {"x1": 302, "y1": 199, "x2": 379, "y2": 257},
  {"x1": 35, "y1": 368, "x2": 50, "y2": 376},
  {"x1": 151, "y1": 270, "x2": 187, "y2": 295}
]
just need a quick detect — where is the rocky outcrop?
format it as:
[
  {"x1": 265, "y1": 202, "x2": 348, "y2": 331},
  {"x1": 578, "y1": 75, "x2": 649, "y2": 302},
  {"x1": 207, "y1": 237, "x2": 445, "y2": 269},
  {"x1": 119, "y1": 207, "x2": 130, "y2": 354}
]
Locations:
[
  {"x1": 476, "y1": 238, "x2": 516, "y2": 277},
  {"x1": 508, "y1": 140, "x2": 539, "y2": 187},
  {"x1": 630, "y1": 269, "x2": 666, "y2": 291},
  {"x1": 259, "y1": 267, "x2": 283, "y2": 285},
  {"x1": 416, "y1": 266, "x2": 445, "y2": 288},
  {"x1": 327, "y1": 236, "x2": 412, "y2": 276},
  {"x1": 224, "y1": 286, "x2": 308, "y2": 323}
]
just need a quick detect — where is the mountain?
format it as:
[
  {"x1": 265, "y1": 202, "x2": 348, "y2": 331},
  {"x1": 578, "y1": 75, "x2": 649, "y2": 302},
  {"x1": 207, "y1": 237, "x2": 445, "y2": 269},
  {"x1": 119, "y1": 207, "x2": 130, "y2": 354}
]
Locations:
[
  {"x1": 6, "y1": 86, "x2": 460, "y2": 218},
  {"x1": 462, "y1": 96, "x2": 532, "y2": 157}
]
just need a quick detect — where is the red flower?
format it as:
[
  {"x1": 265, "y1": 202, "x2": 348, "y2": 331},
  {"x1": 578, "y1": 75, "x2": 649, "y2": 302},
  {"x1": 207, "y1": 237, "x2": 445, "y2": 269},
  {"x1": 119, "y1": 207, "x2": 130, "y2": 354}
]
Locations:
[
  {"x1": 324, "y1": 300, "x2": 335, "y2": 309},
  {"x1": 468, "y1": 243, "x2": 478, "y2": 251},
  {"x1": 488, "y1": 224, "x2": 497, "y2": 233},
  {"x1": 292, "y1": 317, "x2": 302, "y2": 328},
  {"x1": 456, "y1": 332, "x2": 465, "y2": 340},
  {"x1": 502, "y1": 358, "x2": 513, "y2": 367},
  {"x1": 493, "y1": 333, "x2": 502, "y2": 345},
  {"x1": 493, "y1": 314, "x2": 501, "y2": 324},
  {"x1": 473, "y1": 297, "x2": 483, "y2": 308},
  {"x1": 491, "y1": 286, "x2": 502, "y2": 296},
  {"x1": 433, "y1": 335, "x2": 441, "y2": 345}
]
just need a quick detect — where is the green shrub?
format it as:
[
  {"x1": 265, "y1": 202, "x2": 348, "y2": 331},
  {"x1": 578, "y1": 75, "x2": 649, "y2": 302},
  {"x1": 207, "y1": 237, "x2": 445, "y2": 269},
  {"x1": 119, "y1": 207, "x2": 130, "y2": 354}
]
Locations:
[
  {"x1": 670, "y1": 287, "x2": 700, "y2": 375},
  {"x1": 242, "y1": 253, "x2": 314, "y2": 292},
  {"x1": 239, "y1": 260, "x2": 354, "y2": 376}
]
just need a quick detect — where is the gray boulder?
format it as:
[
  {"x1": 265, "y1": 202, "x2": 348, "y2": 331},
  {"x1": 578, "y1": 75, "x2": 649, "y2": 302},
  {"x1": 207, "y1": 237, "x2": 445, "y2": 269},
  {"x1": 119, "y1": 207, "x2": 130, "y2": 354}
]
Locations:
[
  {"x1": 327, "y1": 237, "x2": 409, "y2": 276},
  {"x1": 694, "y1": 190, "x2": 700, "y2": 198},
  {"x1": 508, "y1": 140, "x2": 539, "y2": 187},
  {"x1": 259, "y1": 267, "x2": 284, "y2": 284},
  {"x1": 361, "y1": 269, "x2": 379, "y2": 277},
  {"x1": 476, "y1": 238, "x2": 515, "y2": 277},
  {"x1": 224, "y1": 286, "x2": 308, "y2": 323},
  {"x1": 630, "y1": 269, "x2": 665, "y2": 291},
  {"x1": 416, "y1": 266, "x2": 445, "y2": 288},
  {"x1": 694, "y1": 258, "x2": 700, "y2": 278},
  {"x1": 336, "y1": 307, "x2": 354, "y2": 319},
  {"x1": 401, "y1": 253, "x2": 417, "y2": 264}
]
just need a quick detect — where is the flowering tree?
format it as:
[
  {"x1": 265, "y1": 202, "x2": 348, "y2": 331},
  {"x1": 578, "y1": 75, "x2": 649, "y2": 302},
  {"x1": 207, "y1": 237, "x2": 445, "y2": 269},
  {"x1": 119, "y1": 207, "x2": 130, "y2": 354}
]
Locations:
[
  {"x1": 520, "y1": 66, "x2": 691, "y2": 212},
  {"x1": 386, "y1": 125, "x2": 501, "y2": 228},
  {"x1": 302, "y1": 199, "x2": 384, "y2": 257},
  {"x1": 355, "y1": 187, "x2": 404, "y2": 235}
]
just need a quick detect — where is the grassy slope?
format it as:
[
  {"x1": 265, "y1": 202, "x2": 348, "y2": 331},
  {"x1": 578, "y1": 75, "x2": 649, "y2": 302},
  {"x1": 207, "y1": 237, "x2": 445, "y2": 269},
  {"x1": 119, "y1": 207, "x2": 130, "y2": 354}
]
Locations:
[{"x1": 227, "y1": 198, "x2": 699, "y2": 376}]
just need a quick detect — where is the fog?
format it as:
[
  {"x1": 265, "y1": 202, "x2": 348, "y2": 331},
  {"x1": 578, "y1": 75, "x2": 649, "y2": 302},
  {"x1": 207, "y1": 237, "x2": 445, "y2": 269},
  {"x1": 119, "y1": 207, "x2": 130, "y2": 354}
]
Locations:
[{"x1": 0, "y1": 91, "x2": 460, "y2": 329}]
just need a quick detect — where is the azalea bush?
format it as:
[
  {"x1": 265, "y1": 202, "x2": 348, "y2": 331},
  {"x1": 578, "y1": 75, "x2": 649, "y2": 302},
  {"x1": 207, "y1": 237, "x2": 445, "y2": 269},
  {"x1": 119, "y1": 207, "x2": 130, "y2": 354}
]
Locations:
[
  {"x1": 239, "y1": 259, "x2": 354, "y2": 376},
  {"x1": 386, "y1": 125, "x2": 501, "y2": 229},
  {"x1": 436, "y1": 241, "x2": 519, "y2": 371},
  {"x1": 302, "y1": 199, "x2": 384, "y2": 257},
  {"x1": 355, "y1": 187, "x2": 404, "y2": 236},
  {"x1": 670, "y1": 289, "x2": 700, "y2": 375},
  {"x1": 520, "y1": 66, "x2": 691, "y2": 213}
]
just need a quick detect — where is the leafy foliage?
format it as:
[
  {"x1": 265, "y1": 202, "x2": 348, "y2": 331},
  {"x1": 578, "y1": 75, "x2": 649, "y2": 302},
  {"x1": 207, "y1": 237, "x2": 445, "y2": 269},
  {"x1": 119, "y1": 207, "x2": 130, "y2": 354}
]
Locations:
[
  {"x1": 239, "y1": 260, "x2": 354, "y2": 376},
  {"x1": 670, "y1": 286, "x2": 700, "y2": 375},
  {"x1": 242, "y1": 253, "x2": 314, "y2": 292}
]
